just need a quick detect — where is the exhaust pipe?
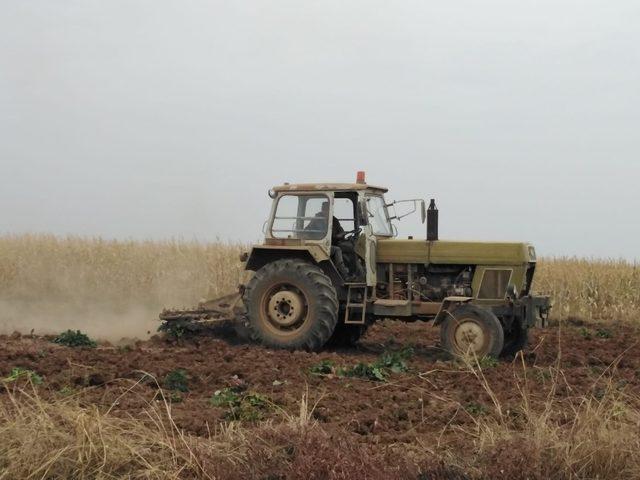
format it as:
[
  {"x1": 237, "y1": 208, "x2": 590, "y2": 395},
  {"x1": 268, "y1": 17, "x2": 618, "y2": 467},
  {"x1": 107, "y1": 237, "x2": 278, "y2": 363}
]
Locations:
[{"x1": 427, "y1": 199, "x2": 438, "y2": 241}]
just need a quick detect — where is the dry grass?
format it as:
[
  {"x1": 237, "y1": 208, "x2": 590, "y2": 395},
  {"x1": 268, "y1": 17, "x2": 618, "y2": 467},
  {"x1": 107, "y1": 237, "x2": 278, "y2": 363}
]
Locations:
[
  {"x1": 3, "y1": 369, "x2": 640, "y2": 479},
  {"x1": 0, "y1": 386, "x2": 218, "y2": 479},
  {"x1": 448, "y1": 356, "x2": 640, "y2": 480},
  {"x1": 0, "y1": 383, "x2": 409, "y2": 480},
  {"x1": 0, "y1": 233, "x2": 246, "y2": 308},
  {"x1": 0, "y1": 234, "x2": 247, "y2": 339},
  {"x1": 535, "y1": 257, "x2": 640, "y2": 323}
]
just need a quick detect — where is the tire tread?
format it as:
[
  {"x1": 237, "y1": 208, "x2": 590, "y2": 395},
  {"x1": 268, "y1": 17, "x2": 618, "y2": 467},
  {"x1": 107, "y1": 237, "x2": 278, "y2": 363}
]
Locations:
[{"x1": 243, "y1": 259, "x2": 338, "y2": 351}]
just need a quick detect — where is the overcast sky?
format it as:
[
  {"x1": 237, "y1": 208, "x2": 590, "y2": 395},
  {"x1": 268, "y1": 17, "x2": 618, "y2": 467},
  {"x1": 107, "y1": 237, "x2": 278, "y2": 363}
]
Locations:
[{"x1": 1, "y1": 1, "x2": 639, "y2": 259}]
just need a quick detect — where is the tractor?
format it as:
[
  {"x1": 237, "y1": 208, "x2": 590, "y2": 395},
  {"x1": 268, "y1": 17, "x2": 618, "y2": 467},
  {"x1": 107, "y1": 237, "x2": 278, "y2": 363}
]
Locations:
[{"x1": 160, "y1": 172, "x2": 550, "y2": 358}]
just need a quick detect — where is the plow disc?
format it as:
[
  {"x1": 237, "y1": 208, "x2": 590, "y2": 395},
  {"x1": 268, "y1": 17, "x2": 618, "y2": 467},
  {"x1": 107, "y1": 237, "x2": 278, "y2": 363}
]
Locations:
[{"x1": 159, "y1": 290, "x2": 246, "y2": 335}]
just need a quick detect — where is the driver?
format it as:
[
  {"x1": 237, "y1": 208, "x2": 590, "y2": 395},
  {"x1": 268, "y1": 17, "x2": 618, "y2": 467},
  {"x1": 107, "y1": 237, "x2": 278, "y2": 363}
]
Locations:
[
  {"x1": 305, "y1": 202, "x2": 351, "y2": 279},
  {"x1": 305, "y1": 201, "x2": 344, "y2": 242}
]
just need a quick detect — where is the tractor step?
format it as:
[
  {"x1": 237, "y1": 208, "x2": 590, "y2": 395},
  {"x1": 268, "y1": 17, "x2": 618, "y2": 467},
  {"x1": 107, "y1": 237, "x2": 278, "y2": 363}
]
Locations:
[{"x1": 344, "y1": 283, "x2": 368, "y2": 325}]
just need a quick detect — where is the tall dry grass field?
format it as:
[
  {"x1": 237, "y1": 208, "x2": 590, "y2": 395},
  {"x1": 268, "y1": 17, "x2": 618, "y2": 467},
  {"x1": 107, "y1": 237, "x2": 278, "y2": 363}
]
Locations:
[
  {"x1": 1, "y1": 235, "x2": 639, "y2": 339},
  {"x1": 535, "y1": 257, "x2": 640, "y2": 323},
  {"x1": 0, "y1": 234, "x2": 247, "y2": 339}
]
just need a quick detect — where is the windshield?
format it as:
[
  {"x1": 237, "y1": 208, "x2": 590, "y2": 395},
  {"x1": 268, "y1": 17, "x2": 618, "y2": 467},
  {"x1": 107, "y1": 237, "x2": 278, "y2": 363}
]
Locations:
[
  {"x1": 366, "y1": 196, "x2": 393, "y2": 236},
  {"x1": 271, "y1": 194, "x2": 330, "y2": 240}
]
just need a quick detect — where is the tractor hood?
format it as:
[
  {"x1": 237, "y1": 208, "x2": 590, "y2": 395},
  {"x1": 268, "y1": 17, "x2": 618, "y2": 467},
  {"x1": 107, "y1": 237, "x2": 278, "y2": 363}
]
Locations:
[{"x1": 376, "y1": 239, "x2": 535, "y2": 266}]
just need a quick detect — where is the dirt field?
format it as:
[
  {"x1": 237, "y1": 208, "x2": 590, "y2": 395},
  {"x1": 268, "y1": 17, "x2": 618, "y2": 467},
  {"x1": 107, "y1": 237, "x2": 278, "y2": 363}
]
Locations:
[{"x1": 2, "y1": 318, "x2": 640, "y2": 479}]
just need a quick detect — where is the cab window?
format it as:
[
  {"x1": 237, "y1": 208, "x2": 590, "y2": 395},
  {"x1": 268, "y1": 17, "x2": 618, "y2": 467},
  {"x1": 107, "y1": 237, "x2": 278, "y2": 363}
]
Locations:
[
  {"x1": 271, "y1": 194, "x2": 330, "y2": 240},
  {"x1": 365, "y1": 196, "x2": 392, "y2": 236},
  {"x1": 333, "y1": 197, "x2": 355, "y2": 232}
]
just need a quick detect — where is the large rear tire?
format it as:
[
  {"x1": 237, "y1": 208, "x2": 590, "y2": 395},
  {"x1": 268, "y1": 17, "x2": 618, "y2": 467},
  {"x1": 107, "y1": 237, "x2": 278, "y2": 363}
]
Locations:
[
  {"x1": 243, "y1": 259, "x2": 338, "y2": 351},
  {"x1": 440, "y1": 304, "x2": 504, "y2": 358}
]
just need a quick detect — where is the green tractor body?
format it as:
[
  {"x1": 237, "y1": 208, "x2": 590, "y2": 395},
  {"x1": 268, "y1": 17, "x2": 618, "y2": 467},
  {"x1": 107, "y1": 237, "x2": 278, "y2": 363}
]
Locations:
[
  {"x1": 238, "y1": 175, "x2": 550, "y2": 358},
  {"x1": 161, "y1": 174, "x2": 550, "y2": 358}
]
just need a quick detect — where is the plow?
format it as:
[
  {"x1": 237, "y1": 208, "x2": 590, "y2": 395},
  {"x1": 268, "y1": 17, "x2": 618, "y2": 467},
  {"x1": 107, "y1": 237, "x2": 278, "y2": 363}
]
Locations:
[
  {"x1": 159, "y1": 289, "x2": 246, "y2": 335},
  {"x1": 160, "y1": 290, "x2": 244, "y2": 324},
  {"x1": 158, "y1": 172, "x2": 550, "y2": 357}
]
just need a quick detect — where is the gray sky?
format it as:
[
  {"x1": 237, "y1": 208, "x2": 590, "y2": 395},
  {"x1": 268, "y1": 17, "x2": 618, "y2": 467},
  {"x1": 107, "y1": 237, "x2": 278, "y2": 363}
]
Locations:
[{"x1": 1, "y1": 0, "x2": 639, "y2": 259}]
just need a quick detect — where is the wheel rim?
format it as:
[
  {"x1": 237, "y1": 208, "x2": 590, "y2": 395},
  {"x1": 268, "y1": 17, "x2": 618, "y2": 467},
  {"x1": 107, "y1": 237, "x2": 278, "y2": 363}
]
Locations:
[
  {"x1": 260, "y1": 283, "x2": 309, "y2": 335},
  {"x1": 453, "y1": 319, "x2": 486, "y2": 354}
]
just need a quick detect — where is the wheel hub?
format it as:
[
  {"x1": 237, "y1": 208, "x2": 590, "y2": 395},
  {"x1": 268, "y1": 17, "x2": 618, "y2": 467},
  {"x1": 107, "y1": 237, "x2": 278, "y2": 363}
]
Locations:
[
  {"x1": 454, "y1": 320, "x2": 485, "y2": 353},
  {"x1": 267, "y1": 290, "x2": 304, "y2": 327}
]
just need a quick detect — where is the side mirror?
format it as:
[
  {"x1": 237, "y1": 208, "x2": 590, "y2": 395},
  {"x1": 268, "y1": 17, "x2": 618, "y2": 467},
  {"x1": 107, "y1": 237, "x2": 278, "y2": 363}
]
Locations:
[{"x1": 386, "y1": 198, "x2": 425, "y2": 222}]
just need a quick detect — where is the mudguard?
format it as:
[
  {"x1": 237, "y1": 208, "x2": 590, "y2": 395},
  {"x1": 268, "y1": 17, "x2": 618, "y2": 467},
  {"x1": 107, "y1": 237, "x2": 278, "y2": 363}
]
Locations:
[
  {"x1": 433, "y1": 296, "x2": 474, "y2": 325},
  {"x1": 245, "y1": 245, "x2": 330, "y2": 271}
]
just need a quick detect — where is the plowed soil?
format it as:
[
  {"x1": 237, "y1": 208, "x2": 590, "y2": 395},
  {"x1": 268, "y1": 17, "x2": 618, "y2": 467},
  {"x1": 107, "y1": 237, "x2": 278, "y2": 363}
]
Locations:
[{"x1": 2, "y1": 319, "x2": 639, "y2": 478}]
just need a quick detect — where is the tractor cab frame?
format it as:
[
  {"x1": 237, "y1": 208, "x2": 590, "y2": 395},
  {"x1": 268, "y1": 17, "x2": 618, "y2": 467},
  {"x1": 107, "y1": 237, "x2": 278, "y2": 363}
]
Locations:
[
  {"x1": 251, "y1": 181, "x2": 426, "y2": 289},
  {"x1": 261, "y1": 182, "x2": 393, "y2": 287}
]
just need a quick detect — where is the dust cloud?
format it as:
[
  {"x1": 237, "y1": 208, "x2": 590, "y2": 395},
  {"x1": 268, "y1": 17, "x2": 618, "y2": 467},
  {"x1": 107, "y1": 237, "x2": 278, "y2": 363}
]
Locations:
[
  {"x1": 0, "y1": 300, "x2": 160, "y2": 342},
  {"x1": 0, "y1": 235, "x2": 247, "y2": 342}
]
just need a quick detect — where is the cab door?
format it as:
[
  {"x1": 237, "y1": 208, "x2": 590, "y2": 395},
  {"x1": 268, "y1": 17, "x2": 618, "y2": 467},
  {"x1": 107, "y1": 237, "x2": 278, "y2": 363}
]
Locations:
[
  {"x1": 356, "y1": 197, "x2": 377, "y2": 288},
  {"x1": 363, "y1": 225, "x2": 377, "y2": 287}
]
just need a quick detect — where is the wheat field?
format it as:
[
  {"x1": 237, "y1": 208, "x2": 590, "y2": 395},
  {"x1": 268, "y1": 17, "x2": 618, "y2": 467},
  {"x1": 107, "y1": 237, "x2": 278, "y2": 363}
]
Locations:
[{"x1": 0, "y1": 234, "x2": 639, "y2": 339}]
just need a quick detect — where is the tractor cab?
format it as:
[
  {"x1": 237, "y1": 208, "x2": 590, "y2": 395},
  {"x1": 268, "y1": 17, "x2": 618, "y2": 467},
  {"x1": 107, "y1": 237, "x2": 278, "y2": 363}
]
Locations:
[
  {"x1": 261, "y1": 172, "x2": 427, "y2": 287},
  {"x1": 262, "y1": 173, "x2": 412, "y2": 285},
  {"x1": 267, "y1": 181, "x2": 390, "y2": 241}
]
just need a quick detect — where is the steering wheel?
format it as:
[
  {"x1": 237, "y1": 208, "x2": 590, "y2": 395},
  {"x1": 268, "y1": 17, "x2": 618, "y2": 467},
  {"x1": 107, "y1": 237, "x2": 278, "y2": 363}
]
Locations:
[{"x1": 341, "y1": 228, "x2": 359, "y2": 241}]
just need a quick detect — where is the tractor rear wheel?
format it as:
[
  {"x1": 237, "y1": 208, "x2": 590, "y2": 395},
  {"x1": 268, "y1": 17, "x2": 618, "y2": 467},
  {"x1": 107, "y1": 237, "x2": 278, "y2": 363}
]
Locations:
[
  {"x1": 243, "y1": 259, "x2": 338, "y2": 351},
  {"x1": 440, "y1": 304, "x2": 504, "y2": 358}
]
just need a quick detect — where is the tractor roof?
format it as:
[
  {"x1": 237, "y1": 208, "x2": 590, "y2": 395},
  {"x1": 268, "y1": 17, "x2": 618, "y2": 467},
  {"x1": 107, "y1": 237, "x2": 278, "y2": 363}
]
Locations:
[{"x1": 272, "y1": 182, "x2": 388, "y2": 194}]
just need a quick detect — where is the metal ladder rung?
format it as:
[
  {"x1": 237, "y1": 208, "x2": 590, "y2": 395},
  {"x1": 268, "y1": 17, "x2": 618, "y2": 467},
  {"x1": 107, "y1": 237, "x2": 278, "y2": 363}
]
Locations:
[{"x1": 344, "y1": 284, "x2": 367, "y2": 325}]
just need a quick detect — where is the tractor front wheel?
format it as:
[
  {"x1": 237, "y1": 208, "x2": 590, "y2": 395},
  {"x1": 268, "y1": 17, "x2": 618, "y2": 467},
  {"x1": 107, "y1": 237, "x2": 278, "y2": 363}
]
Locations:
[
  {"x1": 243, "y1": 259, "x2": 338, "y2": 351},
  {"x1": 440, "y1": 304, "x2": 504, "y2": 359}
]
